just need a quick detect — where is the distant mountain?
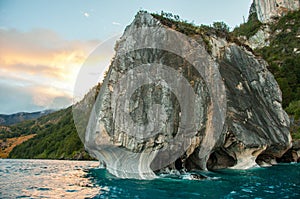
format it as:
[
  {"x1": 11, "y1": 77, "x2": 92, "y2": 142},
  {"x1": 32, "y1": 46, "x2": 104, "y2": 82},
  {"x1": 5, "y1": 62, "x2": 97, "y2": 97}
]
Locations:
[
  {"x1": 3, "y1": 107, "x2": 92, "y2": 160},
  {"x1": 0, "y1": 110, "x2": 54, "y2": 125},
  {"x1": 4, "y1": 85, "x2": 99, "y2": 160}
]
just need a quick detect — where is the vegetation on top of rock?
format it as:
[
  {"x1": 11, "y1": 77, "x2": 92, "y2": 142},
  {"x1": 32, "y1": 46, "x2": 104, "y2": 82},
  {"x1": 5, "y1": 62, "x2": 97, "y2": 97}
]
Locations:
[
  {"x1": 150, "y1": 10, "x2": 256, "y2": 58},
  {"x1": 151, "y1": 11, "x2": 230, "y2": 36},
  {"x1": 233, "y1": 11, "x2": 263, "y2": 39},
  {"x1": 151, "y1": 11, "x2": 233, "y2": 54}
]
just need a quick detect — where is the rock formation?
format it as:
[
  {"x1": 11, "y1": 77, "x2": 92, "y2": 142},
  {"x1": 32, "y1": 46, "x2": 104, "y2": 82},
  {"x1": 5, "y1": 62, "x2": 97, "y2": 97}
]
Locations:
[
  {"x1": 253, "y1": 0, "x2": 299, "y2": 23},
  {"x1": 247, "y1": 25, "x2": 271, "y2": 49},
  {"x1": 245, "y1": 0, "x2": 300, "y2": 49},
  {"x1": 74, "y1": 11, "x2": 292, "y2": 179}
]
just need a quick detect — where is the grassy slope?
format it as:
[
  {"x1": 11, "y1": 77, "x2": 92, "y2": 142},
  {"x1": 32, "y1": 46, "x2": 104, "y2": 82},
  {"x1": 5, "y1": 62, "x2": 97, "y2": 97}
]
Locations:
[
  {"x1": 5, "y1": 83, "x2": 101, "y2": 160},
  {"x1": 0, "y1": 134, "x2": 36, "y2": 158},
  {"x1": 7, "y1": 107, "x2": 92, "y2": 160}
]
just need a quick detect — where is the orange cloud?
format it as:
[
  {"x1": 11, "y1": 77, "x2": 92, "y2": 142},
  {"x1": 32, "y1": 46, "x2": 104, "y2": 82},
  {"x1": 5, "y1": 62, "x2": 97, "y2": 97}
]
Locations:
[
  {"x1": 0, "y1": 28, "x2": 116, "y2": 113},
  {"x1": 0, "y1": 28, "x2": 100, "y2": 81},
  {"x1": 28, "y1": 85, "x2": 72, "y2": 108}
]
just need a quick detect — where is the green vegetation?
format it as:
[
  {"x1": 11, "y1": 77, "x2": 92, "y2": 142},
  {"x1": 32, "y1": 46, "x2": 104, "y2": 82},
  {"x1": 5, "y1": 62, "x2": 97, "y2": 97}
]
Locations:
[
  {"x1": 233, "y1": 12, "x2": 262, "y2": 39},
  {"x1": 5, "y1": 83, "x2": 101, "y2": 160},
  {"x1": 151, "y1": 11, "x2": 205, "y2": 36},
  {"x1": 256, "y1": 11, "x2": 300, "y2": 140},
  {"x1": 151, "y1": 11, "x2": 231, "y2": 53},
  {"x1": 151, "y1": 11, "x2": 230, "y2": 36},
  {"x1": 286, "y1": 100, "x2": 300, "y2": 120},
  {"x1": 0, "y1": 120, "x2": 36, "y2": 139},
  {"x1": 257, "y1": 11, "x2": 300, "y2": 108},
  {"x1": 213, "y1": 21, "x2": 230, "y2": 33},
  {"x1": 286, "y1": 100, "x2": 300, "y2": 139},
  {"x1": 0, "y1": 110, "x2": 66, "y2": 140},
  {"x1": 8, "y1": 107, "x2": 92, "y2": 160},
  {"x1": 233, "y1": 10, "x2": 300, "y2": 140}
]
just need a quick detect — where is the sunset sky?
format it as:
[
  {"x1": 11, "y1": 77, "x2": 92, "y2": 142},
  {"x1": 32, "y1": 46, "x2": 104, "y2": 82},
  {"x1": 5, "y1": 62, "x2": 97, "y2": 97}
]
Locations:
[{"x1": 0, "y1": 0, "x2": 251, "y2": 114}]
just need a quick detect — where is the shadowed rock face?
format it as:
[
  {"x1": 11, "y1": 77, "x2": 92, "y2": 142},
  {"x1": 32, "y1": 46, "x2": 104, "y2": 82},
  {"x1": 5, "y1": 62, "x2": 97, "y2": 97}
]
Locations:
[
  {"x1": 211, "y1": 41, "x2": 291, "y2": 169},
  {"x1": 79, "y1": 12, "x2": 291, "y2": 179}
]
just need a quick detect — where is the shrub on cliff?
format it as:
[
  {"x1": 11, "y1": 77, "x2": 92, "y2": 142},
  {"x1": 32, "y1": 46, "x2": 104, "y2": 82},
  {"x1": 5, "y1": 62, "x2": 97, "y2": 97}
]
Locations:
[{"x1": 233, "y1": 12, "x2": 262, "y2": 39}]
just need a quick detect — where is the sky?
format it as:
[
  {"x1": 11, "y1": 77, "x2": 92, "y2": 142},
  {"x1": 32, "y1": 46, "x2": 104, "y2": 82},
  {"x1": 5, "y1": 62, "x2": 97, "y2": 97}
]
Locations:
[{"x1": 0, "y1": 0, "x2": 252, "y2": 114}]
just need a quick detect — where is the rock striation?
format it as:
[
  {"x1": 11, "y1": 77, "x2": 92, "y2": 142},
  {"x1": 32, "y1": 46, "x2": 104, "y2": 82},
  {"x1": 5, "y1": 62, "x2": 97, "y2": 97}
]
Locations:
[
  {"x1": 76, "y1": 12, "x2": 292, "y2": 179},
  {"x1": 247, "y1": 25, "x2": 271, "y2": 49},
  {"x1": 245, "y1": 0, "x2": 300, "y2": 50},
  {"x1": 253, "y1": 0, "x2": 299, "y2": 23}
]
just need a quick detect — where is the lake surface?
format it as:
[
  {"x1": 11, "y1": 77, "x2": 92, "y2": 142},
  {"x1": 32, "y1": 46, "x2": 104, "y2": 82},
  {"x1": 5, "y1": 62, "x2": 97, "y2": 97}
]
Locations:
[{"x1": 0, "y1": 159, "x2": 299, "y2": 198}]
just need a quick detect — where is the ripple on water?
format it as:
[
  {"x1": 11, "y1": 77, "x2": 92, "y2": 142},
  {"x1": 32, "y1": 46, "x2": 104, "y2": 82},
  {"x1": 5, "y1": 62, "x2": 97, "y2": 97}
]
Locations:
[
  {"x1": 0, "y1": 159, "x2": 100, "y2": 198},
  {"x1": 1, "y1": 160, "x2": 300, "y2": 199}
]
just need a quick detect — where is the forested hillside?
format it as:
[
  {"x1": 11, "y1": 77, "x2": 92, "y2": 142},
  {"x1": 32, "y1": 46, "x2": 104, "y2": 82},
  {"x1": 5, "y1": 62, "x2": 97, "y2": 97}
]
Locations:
[{"x1": 7, "y1": 107, "x2": 91, "y2": 159}]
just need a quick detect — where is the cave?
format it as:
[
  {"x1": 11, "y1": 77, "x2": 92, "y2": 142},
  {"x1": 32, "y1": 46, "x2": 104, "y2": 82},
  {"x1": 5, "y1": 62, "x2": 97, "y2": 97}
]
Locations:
[{"x1": 206, "y1": 148, "x2": 237, "y2": 170}]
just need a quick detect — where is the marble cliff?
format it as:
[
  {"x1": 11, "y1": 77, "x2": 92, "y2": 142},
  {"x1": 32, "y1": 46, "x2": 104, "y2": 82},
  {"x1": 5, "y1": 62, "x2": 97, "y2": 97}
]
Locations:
[
  {"x1": 74, "y1": 10, "x2": 292, "y2": 179},
  {"x1": 253, "y1": 0, "x2": 299, "y2": 23}
]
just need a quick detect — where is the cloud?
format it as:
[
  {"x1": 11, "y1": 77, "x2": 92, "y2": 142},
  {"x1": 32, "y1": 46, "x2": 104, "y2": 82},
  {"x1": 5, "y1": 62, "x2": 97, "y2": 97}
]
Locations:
[
  {"x1": 0, "y1": 83, "x2": 43, "y2": 114},
  {"x1": 0, "y1": 82, "x2": 72, "y2": 114},
  {"x1": 112, "y1": 21, "x2": 121, "y2": 26},
  {"x1": 84, "y1": 12, "x2": 90, "y2": 18},
  {"x1": 0, "y1": 28, "x2": 103, "y2": 113},
  {"x1": 29, "y1": 85, "x2": 72, "y2": 107},
  {"x1": 0, "y1": 29, "x2": 99, "y2": 80}
]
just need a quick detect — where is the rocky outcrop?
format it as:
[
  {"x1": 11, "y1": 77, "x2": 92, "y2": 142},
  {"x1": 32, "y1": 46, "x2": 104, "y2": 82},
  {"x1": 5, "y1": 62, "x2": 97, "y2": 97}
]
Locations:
[
  {"x1": 254, "y1": 0, "x2": 299, "y2": 23},
  {"x1": 205, "y1": 34, "x2": 291, "y2": 169},
  {"x1": 76, "y1": 12, "x2": 292, "y2": 179},
  {"x1": 240, "y1": 0, "x2": 299, "y2": 50},
  {"x1": 247, "y1": 25, "x2": 271, "y2": 49}
]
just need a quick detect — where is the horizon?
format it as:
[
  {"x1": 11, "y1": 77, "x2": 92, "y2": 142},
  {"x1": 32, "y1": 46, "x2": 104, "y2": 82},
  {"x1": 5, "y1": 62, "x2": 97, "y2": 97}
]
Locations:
[
  {"x1": 0, "y1": 0, "x2": 252, "y2": 114},
  {"x1": 0, "y1": 108, "x2": 57, "y2": 115}
]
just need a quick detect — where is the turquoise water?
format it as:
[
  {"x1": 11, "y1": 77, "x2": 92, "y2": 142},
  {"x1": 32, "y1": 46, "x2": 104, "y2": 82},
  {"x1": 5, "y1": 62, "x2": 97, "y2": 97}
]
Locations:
[{"x1": 0, "y1": 159, "x2": 299, "y2": 198}]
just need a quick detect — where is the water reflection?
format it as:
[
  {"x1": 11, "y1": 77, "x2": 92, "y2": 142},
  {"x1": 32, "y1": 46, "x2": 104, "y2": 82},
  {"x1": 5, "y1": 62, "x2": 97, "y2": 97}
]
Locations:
[
  {"x1": 1, "y1": 159, "x2": 299, "y2": 199},
  {"x1": 0, "y1": 159, "x2": 100, "y2": 198}
]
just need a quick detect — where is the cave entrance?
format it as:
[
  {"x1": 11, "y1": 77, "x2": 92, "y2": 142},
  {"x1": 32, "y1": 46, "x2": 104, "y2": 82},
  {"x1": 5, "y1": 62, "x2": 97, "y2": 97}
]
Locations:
[{"x1": 206, "y1": 148, "x2": 236, "y2": 170}]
